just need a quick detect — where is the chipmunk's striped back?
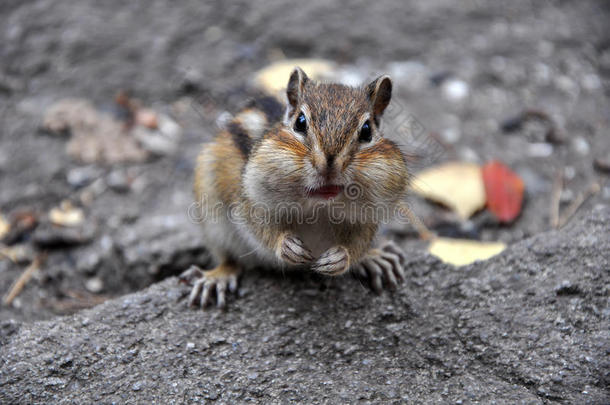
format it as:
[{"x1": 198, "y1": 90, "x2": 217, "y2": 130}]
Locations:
[{"x1": 225, "y1": 95, "x2": 284, "y2": 159}]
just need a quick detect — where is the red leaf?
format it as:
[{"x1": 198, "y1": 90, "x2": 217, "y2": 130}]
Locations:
[{"x1": 482, "y1": 161, "x2": 524, "y2": 223}]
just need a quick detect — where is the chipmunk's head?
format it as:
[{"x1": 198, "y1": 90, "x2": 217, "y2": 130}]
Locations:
[{"x1": 244, "y1": 67, "x2": 408, "y2": 212}]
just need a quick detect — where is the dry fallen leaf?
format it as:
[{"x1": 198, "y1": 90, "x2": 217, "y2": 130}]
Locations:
[
  {"x1": 49, "y1": 201, "x2": 84, "y2": 227},
  {"x1": 253, "y1": 59, "x2": 336, "y2": 98},
  {"x1": 410, "y1": 162, "x2": 486, "y2": 220},
  {"x1": 482, "y1": 160, "x2": 525, "y2": 223},
  {"x1": 428, "y1": 237, "x2": 506, "y2": 266},
  {"x1": 43, "y1": 98, "x2": 149, "y2": 164},
  {"x1": 0, "y1": 213, "x2": 10, "y2": 240}
]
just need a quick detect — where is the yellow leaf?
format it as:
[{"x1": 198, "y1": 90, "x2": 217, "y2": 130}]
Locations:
[
  {"x1": 428, "y1": 237, "x2": 506, "y2": 266},
  {"x1": 410, "y1": 162, "x2": 485, "y2": 220},
  {"x1": 0, "y1": 213, "x2": 9, "y2": 240},
  {"x1": 49, "y1": 201, "x2": 84, "y2": 227},
  {"x1": 253, "y1": 59, "x2": 336, "y2": 97}
]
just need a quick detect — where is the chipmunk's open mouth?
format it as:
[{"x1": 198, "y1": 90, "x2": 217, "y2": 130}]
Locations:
[{"x1": 307, "y1": 185, "x2": 344, "y2": 199}]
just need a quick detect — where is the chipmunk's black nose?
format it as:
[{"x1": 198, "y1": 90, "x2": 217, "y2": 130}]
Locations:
[
  {"x1": 326, "y1": 153, "x2": 335, "y2": 169},
  {"x1": 313, "y1": 152, "x2": 337, "y2": 179}
]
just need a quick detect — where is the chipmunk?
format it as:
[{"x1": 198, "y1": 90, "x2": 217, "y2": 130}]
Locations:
[{"x1": 180, "y1": 67, "x2": 409, "y2": 308}]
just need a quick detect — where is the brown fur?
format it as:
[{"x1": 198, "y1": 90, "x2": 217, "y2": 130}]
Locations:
[
  {"x1": 194, "y1": 70, "x2": 409, "y2": 273},
  {"x1": 194, "y1": 130, "x2": 244, "y2": 206}
]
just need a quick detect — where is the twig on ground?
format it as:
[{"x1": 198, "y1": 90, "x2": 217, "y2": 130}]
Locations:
[
  {"x1": 550, "y1": 168, "x2": 563, "y2": 229},
  {"x1": 397, "y1": 201, "x2": 434, "y2": 241},
  {"x1": 46, "y1": 289, "x2": 110, "y2": 313},
  {"x1": 557, "y1": 182, "x2": 601, "y2": 229},
  {"x1": 2, "y1": 253, "x2": 46, "y2": 306}
]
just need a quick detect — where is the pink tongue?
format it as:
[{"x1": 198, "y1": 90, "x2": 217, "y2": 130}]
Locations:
[{"x1": 310, "y1": 185, "x2": 343, "y2": 199}]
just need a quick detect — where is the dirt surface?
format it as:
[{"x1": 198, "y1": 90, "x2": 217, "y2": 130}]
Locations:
[
  {"x1": 0, "y1": 0, "x2": 609, "y2": 402},
  {"x1": 1, "y1": 208, "x2": 608, "y2": 403}
]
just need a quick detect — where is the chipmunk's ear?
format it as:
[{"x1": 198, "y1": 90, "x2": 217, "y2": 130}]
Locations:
[
  {"x1": 286, "y1": 67, "x2": 309, "y2": 111},
  {"x1": 367, "y1": 75, "x2": 392, "y2": 119}
]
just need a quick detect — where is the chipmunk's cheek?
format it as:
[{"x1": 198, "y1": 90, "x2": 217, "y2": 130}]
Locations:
[{"x1": 302, "y1": 160, "x2": 320, "y2": 190}]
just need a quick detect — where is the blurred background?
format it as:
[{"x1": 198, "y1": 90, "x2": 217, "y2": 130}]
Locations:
[{"x1": 0, "y1": 0, "x2": 608, "y2": 322}]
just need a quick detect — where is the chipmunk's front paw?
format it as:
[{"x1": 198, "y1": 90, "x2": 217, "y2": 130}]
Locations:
[
  {"x1": 312, "y1": 246, "x2": 350, "y2": 276},
  {"x1": 179, "y1": 264, "x2": 240, "y2": 309},
  {"x1": 278, "y1": 234, "x2": 314, "y2": 266},
  {"x1": 354, "y1": 240, "x2": 406, "y2": 293}
]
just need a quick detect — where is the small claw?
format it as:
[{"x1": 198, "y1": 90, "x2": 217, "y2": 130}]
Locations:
[
  {"x1": 371, "y1": 272, "x2": 383, "y2": 294},
  {"x1": 228, "y1": 275, "x2": 238, "y2": 293},
  {"x1": 355, "y1": 263, "x2": 367, "y2": 279},
  {"x1": 281, "y1": 235, "x2": 314, "y2": 265},
  {"x1": 312, "y1": 246, "x2": 349, "y2": 276},
  {"x1": 373, "y1": 257, "x2": 398, "y2": 290},
  {"x1": 188, "y1": 278, "x2": 205, "y2": 307},
  {"x1": 200, "y1": 282, "x2": 213, "y2": 308},
  {"x1": 179, "y1": 265, "x2": 204, "y2": 285},
  {"x1": 182, "y1": 264, "x2": 241, "y2": 309},
  {"x1": 381, "y1": 241, "x2": 406, "y2": 265},
  {"x1": 354, "y1": 242, "x2": 407, "y2": 293},
  {"x1": 360, "y1": 258, "x2": 390, "y2": 292},
  {"x1": 381, "y1": 251, "x2": 405, "y2": 283},
  {"x1": 216, "y1": 281, "x2": 227, "y2": 308}
]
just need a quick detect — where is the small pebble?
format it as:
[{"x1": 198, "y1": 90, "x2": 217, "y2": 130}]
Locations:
[
  {"x1": 33, "y1": 222, "x2": 95, "y2": 247},
  {"x1": 85, "y1": 277, "x2": 104, "y2": 293},
  {"x1": 527, "y1": 142, "x2": 553, "y2": 157},
  {"x1": 458, "y1": 147, "x2": 479, "y2": 163},
  {"x1": 204, "y1": 25, "x2": 222, "y2": 42},
  {"x1": 551, "y1": 375, "x2": 563, "y2": 383},
  {"x1": 440, "y1": 127, "x2": 460, "y2": 144},
  {"x1": 158, "y1": 115, "x2": 182, "y2": 139},
  {"x1": 572, "y1": 136, "x2": 590, "y2": 155},
  {"x1": 107, "y1": 170, "x2": 130, "y2": 192},
  {"x1": 44, "y1": 377, "x2": 66, "y2": 387},
  {"x1": 67, "y1": 166, "x2": 100, "y2": 188},
  {"x1": 442, "y1": 79, "x2": 469, "y2": 102},
  {"x1": 555, "y1": 75, "x2": 578, "y2": 97},
  {"x1": 532, "y1": 62, "x2": 551, "y2": 85},
  {"x1": 555, "y1": 280, "x2": 580, "y2": 296},
  {"x1": 564, "y1": 166, "x2": 576, "y2": 180},
  {"x1": 581, "y1": 73, "x2": 601, "y2": 92},
  {"x1": 560, "y1": 189, "x2": 574, "y2": 203},
  {"x1": 387, "y1": 61, "x2": 428, "y2": 91},
  {"x1": 430, "y1": 71, "x2": 453, "y2": 86},
  {"x1": 537, "y1": 40, "x2": 554, "y2": 57},
  {"x1": 593, "y1": 156, "x2": 610, "y2": 173}
]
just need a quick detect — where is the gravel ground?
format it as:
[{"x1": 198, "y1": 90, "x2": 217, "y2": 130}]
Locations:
[
  {"x1": 0, "y1": 0, "x2": 609, "y2": 402},
  {"x1": 1, "y1": 207, "x2": 608, "y2": 403}
]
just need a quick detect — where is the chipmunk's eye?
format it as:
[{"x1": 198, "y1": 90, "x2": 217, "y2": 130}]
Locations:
[
  {"x1": 294, "y1": 112, "x2": 307, "y2": 134},
  {"x1": 359, "y1": 120, "x2": 372, "y2": 143}
]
